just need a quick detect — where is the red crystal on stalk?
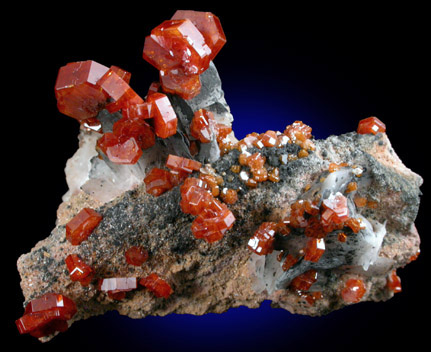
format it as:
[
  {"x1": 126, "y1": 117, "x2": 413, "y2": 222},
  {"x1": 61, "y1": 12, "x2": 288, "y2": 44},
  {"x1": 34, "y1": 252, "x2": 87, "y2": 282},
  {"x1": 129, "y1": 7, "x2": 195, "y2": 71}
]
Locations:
[
  {"x1": 146, "y1": 93, "x2": 178, "y2": 138},
  {"x1": 125, "y1": 246, "x2": 149, "y2": 266},
  {"x1": 65, "y1": 254, "x2": 95, "y2": 286},
  {"x1": 65, "y1": 208, "x2": 102, "y2": 245},
  {"x1": 387, "y1": 270, "x2": 402, "y2": 293},
  {"x1": 247, "y1": 222, "x2": 277, "y2": 255},
  {"x1": 55, "y1": 60, "x2": 109, "y2": 121},
  {"x1": 16, "y1": 293, "x2": 77, "y2": 338},
  {"x1": 357, "y1": 116, "x2": 386, "y2": 135},
  {"x1": 140, "y1": 273, "x2": 173, "y2": 298}
]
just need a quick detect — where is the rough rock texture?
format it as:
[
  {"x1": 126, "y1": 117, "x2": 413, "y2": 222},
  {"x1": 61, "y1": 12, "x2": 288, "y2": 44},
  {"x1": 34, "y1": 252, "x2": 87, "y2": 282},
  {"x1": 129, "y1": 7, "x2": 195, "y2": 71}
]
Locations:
[{"x1": 16, "y1": 63, "x2": 422, "y2": 342}]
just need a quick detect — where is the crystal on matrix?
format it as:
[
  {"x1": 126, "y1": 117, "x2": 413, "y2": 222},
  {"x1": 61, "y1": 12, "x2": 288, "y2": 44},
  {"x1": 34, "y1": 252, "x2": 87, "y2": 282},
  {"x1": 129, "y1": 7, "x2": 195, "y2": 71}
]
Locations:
[
  {"x1": 16, "y1": 293, "x2": 77, "y2": 338},
  {"x1": 55, "y1": 60, "x2": 109, "y2": 121},
  {"x1": 65, "y1": 208, "x2": 102, "y2": 245},
  {"x1": 357, "y1": 116, "x2": 386, "y2": 135},
  {"x1": 140, "y1": 273, "x2": 173, "y2": 299},
  {"x1": 125, "y1": 246, "x2": 149, "y2": 266},
  {"x1": 341, "y1": 279, "x2": 366, "y2": 303},
  {"x1": 16, "y1": 8, "x2": 424, "y2": 344},
  {"x1": 146, "y1": 93, "x2": 178, "y2": 138},
  {"x1": 65, "y1": 254, "x2": 95, "y2": 286}
]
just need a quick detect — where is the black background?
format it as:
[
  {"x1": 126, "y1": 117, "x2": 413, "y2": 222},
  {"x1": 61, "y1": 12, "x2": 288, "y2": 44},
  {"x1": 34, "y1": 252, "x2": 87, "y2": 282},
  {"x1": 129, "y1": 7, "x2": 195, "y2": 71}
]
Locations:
[{"x1": 6, "y1": 3, "x2": 428, "y2": 351}]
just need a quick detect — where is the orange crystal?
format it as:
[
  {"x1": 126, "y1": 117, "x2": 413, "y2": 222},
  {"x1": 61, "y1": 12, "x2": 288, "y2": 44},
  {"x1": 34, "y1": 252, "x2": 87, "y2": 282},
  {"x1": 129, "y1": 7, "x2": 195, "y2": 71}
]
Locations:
[
  {"x1": 55, "y1": 60, "x2": 109, "y2": 121},
  {"x1": 125, "y1": 246, "x2": 149, "y2": 266},
  {"x1": 160, "y1": 69, "x2": 201, "y2": 100},
  {"x1": 65, "y1": 208, "x2": 102, "y2": 245},
  {"x1": 304, "y1": 238, "x2": 325, "y2": 262},
  {"x1": 112, "y1": 117, "x2": 156, "y2": 150},
  {"x1": 290, "y1": 270, "x2": 318, "y2": 291},
  {"x1": 171, "y1": 10, "x2": 226, "y2": 61},
  {"x1": 321, "y1": 193, "x2": 349, "y2": 225},
  {"x1": 387, "y1": 270, "x2": 402, "y2": 293},
  {"x1": 190, "y1": 109, "x2": 215, "y2": 143},
  {"x1": 146, "y1": 93, "x2": 178, "y2": 138},
  {"x1": 180, "y1": 177, "x2": 211, "y2": 215},
  {"x1": 96, "y1": 68, "x2": 144, "y2": 113},
  {"x1": 96, "y1": 132, "x2": 143, "y2": 164},
  {"x1": 247, "y1": 222, "x2": 277, "y2": 255},
  {"x1": 65, "y1": 254, "x2": 95, "y2": 286},
  {"x1": 144, "y1": 168, "x2": 174, "y2": 196},
  {"x1": 166, "y1": 154, "x2": 202, "y2": 174},
  {"x1": 144, "y1": 19, "x2": 211, "y2": 76},
  {"x1": 140, "y1": 273, "x2": 173, "y2": 299},
  {"x1": 357, "y1": 116, "x2": 386, "y2": 135},
  {"x1": 341, "y1": 278, "x2": 366, "y2": 303},
  {"x1": 220, "y1": 188, "x2": 238, "y2": 204}
]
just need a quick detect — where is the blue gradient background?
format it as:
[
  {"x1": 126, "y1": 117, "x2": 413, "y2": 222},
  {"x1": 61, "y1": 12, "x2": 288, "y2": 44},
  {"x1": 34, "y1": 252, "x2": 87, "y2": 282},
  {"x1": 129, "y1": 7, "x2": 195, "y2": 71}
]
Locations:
[{"x1": 9, "y1": 4, "x2": 427, "y2": 352}]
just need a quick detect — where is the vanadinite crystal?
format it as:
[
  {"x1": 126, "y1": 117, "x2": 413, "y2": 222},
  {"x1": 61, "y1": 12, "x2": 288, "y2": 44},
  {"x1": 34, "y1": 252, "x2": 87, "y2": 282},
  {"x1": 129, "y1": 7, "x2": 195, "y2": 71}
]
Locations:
[
  {"x1": 112, "y1": 117, "x2": 156, "y2": 150},
  {"x1": 146, "y1": 93, "x2": 178, "y2": 138},
  {"x1": 65, "y1": 208, "x2": 102, "y2": 245},
  {"x1": 357, "y1": 116, "x2": 386, "y2": 135},
  {"x1": 247, "y1": 222, "x2": 277, "y2": 255},
  {"x1": 190, "y1": 109, "x2": 215, "y2": 143},
  {"x1": 65, "y1": 254, "x2": 95, "y2": 286},
  {"x1": 96, "y1": 132, "x2": 143, "y2": 164},
  {"x1": 16, "y1": 293, "x2": 77, "y2": 338},
  {"x1": 144, "y1": 168, "x2": 173, "y2": 196},
  {"x1": 166, "y1": 154, "x2": 201, "y2": 174},
  {"x1": 55, "y1": 60, "x2": 109, "y2": 121},
  {"x1": 140, "y1": 273, "x2": 173, "y2": 299},
  {"x1": 341, "y1": 279, "x2": 366, "y2": 303},
  {"x1": 171, "y1": 10, "x2": 226, "y2": 61},
  {"x1": 125, "y1": 246, "x2": 149, "y2": 266}
]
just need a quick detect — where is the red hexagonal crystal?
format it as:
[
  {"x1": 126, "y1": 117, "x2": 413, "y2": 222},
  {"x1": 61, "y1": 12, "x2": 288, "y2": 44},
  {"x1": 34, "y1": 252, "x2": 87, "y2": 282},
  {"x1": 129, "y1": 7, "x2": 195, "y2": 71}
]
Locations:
[
  {"x1": 180, "y1": 177, "x2": 212, "y2": 215},
  {"x1": 112, "y1": 117, "x2": 156, "y2": 150},
  {"x1": 65, "y1": 208, "x2": 102, "y2": 245},
  {"x1": 190, "y1": 108, "x2": 215, "y2": 143},
  {"x1": 171, "y1": 10, "x2": 226, "y2": 61},
  {"x1": 96, "y1": 68, "x2": 144, "y2": 113},
  {"x1": 144, "y1": 168, "x2": 174, "y2": 196},
  {"x1": 166, "y1": 154, "x2": 202, "y2": 174},
  {"x1": 140, "y1": 273, "x2": 173, "y2": 298},
  {"x1": 304, "y1": 238, "x2": 326, "y2": 262},
  {"x1": 290, "y1": 270, "x2": 318, "y2": 291},
  {"x1": 247, "y1": 222, "x2": 278, "y2": 255},
  {"x1": 357, "y1": 116, "x2": 386, "y2": 135},
  {"x1": 16, "y1": 293, "x2": 77, "y2": 338},
  {"x1": 122, "y1": 101, "x2": 152, "y2": 119},
  {"x1": 125, "y1": 246, "x2": 149, "y2": 266},
  {"x1": 341, "y1": 278, "x2": 366, "y2": 303},
  {"x1": 191, "y1": 201, "x2": 235, "y2": 243},
  {"x1": 160, "y1": 69, "x2": 201, "y2": 100},
  {"x1": 55, "y1": 60, "x2": 109, "y2": 121},
  {"x1": 96, "y1": 132, "x2": 143, "y2": 164},
  {"x1": 145, "y1": 19, "x2": 211, "y2": 76},
  {"x1": 321, "y1": 192, "x2": 349, "y2": 225},
  {"x1": 65, "y1": 254, "x2": 95, "y2": 286},
  {"x1": 110, "y1": 65, "x2": 131, "y2": 84},
  {"x1": 146, "y1": 93, "x2": 178, "y2": 138}
]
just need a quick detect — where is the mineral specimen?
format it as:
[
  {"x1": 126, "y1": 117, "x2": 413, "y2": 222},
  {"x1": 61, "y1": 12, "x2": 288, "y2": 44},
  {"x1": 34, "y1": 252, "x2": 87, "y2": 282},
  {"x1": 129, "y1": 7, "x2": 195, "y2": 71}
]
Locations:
[{"x1": 16, "y1": 9, "x2": 422, "y2": 343}]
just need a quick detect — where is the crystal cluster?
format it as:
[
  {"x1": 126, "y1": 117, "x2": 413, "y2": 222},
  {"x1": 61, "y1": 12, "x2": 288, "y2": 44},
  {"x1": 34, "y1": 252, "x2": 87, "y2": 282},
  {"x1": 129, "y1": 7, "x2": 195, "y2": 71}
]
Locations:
[{"x1": 16, "y1": 9, "x2": 422, "y2": 343}]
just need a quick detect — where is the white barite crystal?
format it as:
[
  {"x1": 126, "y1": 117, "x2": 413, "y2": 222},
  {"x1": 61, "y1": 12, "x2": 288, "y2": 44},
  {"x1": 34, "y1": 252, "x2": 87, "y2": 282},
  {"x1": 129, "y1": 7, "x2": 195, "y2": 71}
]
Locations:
[{"x1": 63, "y1": 130, "x2": 99, "y2": 202}]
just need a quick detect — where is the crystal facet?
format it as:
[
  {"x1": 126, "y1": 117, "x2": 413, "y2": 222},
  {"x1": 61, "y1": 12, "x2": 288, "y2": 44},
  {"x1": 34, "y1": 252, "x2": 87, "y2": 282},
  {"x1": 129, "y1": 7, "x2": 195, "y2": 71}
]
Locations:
[{"x1": 65, "y1": 208, "x2": 102, "y2": 245}]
